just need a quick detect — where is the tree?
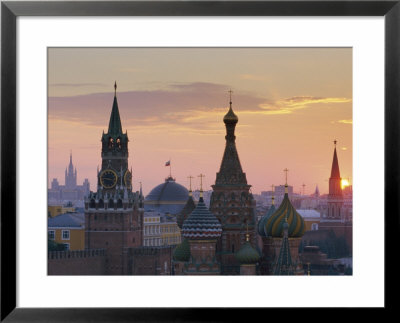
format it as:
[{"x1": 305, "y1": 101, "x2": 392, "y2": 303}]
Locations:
[{"x1": 48, "y1": 239, "x2": 67, "y2": 251}]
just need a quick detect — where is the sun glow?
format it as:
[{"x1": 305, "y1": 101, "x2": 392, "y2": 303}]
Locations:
[{"x1": 341, "y1": 179, "x2": 350, "y2": 189}]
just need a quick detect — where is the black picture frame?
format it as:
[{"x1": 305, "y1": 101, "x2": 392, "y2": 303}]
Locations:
[{"x1": 1, "y1": 0, "x2": 398, "y2": 321}]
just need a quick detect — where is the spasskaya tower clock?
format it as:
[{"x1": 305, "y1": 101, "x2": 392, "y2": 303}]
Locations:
[{"x1": 84, "y1": 82, "x2": 143, "y2": 275}]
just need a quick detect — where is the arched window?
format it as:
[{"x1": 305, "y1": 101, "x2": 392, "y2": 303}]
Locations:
[
  {"x1": 117, "y1": 199, "x2": 123, "y2": 209},
  {"x1": 116, "y1": 137, "x2": 121, "y2": 149},
  {"x1": 108, "y1": 199, "x2": 114, "y2": 208},
  {"x1": 108, "y1": 137, "x2": 114, "y2": 148},
  {"x1": 98, "y1": 199, "x2": 104, "y2": 208}
]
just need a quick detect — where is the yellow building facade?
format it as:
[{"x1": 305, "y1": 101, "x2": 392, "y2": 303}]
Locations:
[
  {"x1": 160, "y1": 221, "x2": 181, "y2": 246},
  {"x1": 48, "y1": 213, "x2": 85, "y2": 250}
]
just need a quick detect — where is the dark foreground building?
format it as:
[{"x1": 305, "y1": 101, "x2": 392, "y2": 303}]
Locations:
[{"x1": 209, "y1": 94, "x2": 257, "y2": 275}]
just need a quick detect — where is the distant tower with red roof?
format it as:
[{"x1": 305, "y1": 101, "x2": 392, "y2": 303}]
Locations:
[{"x1": 326, "y1": 140, "x2": 344, "y2": 220}]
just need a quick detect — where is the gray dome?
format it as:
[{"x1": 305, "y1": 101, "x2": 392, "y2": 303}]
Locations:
[
  {"x1": 145, "y1": 177, "x2": 189, "y2": 202},
  {"x1": 144, "y1": 177, "x2": 189, "y2": 215}
]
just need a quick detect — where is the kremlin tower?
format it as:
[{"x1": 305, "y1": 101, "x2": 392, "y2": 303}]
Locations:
[
  {"x1": 319, "y1": 140, "x2": 352, "y2": 251},
  {"x1": 326, "y1": 140, "x2": 344, "y2": 220},
  {"x1": 84, "y1": 83, "x2": 143, "y2": 275}
]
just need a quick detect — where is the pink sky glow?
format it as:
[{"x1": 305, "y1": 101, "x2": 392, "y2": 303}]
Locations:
[{"x1": 48, "y1": 48, "x2": 352, "y2": 196}]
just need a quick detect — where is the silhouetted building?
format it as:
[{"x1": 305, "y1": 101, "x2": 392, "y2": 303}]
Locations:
[
  {"x1": 84, "y1": 83, "x2": 143, "y2": 275},
  {"x1": 209, "y1": 93, "x2": 256, "y2": 275},
  {"x1": 48, "y1": 153, "x2": 90, "y2": 203}
]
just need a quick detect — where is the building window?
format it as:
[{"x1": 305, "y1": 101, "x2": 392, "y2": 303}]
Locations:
[
  {"x1": 61, "y1": 230, "x2": 70, "y2": 240},
  {"x1": 311, "y1": 223, "x2": 319, "y2": 231},
  {"x1": 48, "y1": 230, "x2": 55, "y2": 240},
  {"x1": 63, "y1": 243, "x2": 70, "y2": 250}
]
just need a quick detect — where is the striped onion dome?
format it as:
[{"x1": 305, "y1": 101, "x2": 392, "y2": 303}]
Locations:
[
  {"x1": 265, "y1": 189, "x2": 305, "y2": 238},
  {"x1": 182, "y1": 197, "x2": 222, "y2": 240},
  {"x1": 234, "y1": 237, "x2": 260, "y2": 265},
  {"x1": 173, "y1": 239, "x2": 191, "y2": 262},
  {"x1": 257, "y1": 204, "x2": 276, "y2": 237}
]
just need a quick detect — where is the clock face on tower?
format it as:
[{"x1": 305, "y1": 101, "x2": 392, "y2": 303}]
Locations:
[
  {"x1": 124, "y1": 170, "x2": 132, "y2": 188},
  {"x1": 99, "y1": 169, "x2": 118, "y2": 189}
]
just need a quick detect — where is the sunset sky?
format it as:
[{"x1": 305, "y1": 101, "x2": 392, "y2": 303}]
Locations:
[{"x1": 48, "y1": 47, "x2": 352, "y2": 196}]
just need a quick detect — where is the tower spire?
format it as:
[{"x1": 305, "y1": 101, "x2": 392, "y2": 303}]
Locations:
[
  {"x1": 187, "y1": 175, "x2": 194, "y2": 196},
  {"x1": 198, "y1": 173, "x2": 205, "y2": 198},
  {"x1": 331, "y1": 140, "x2": 341, "y2": 179},
  {"x1": 328, "y1": 139, "x2": 343, "y2": 201},
  {"x1": 108, "y1": 82, "x2": 123, "y2": 135},
  {"x1": 283, "y1": 168, "x2": 289, "y2": 194}
]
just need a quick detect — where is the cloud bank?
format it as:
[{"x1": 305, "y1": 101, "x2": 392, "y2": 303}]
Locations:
[{"x1": 49, "y1": 82, "x2": 352, "y2": 133}]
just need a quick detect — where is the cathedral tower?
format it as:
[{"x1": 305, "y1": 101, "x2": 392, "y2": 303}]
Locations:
[
  {"x1": 84, "y1": 82, "x2": 143, "y2": 275},
  {"x1": 209, "y1": 91, "x2": 256, "y2": 275}
]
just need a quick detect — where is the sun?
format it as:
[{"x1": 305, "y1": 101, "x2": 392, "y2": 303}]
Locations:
[{"x1": 341, "y1": 179, "x2": 350, "y2": 189}]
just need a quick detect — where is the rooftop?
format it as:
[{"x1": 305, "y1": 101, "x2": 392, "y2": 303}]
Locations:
[{"x1": 48, "y1": 212, "x2": 84, "y2": 228}]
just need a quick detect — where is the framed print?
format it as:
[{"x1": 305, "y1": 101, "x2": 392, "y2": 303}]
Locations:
[{"x1": 1, "y1": 0, "x2": 399, "y2": 321}]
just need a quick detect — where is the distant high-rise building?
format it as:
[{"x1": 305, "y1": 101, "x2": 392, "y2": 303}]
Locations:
[{"x1": 48, "y1": 153, "x2": 90, "y2": 203}]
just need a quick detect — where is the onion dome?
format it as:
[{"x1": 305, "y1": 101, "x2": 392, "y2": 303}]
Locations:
[
  {"x1": 223, "y1": 89, "x2": 238, "y2": 124},
  {"x1": 234, "y1": 235, "x2": 260, "y2": 265},
  {"x1": 223, "y1": 105, "x2": 238, "y2": 124},
  {"x1": 265, "y1": 186, "x2": 305, "y2": 238},
  {"x1": 172, "y1": 239, "x2": 191, "y2": 262},
  {"x1": 182, "y1": 197, "x2": 222, "y2": 240},
  {"x1": 257, "y1": 204, "x2": 276, "y2": 237}
]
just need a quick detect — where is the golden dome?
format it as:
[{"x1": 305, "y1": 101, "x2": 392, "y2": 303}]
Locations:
[{"x1": 223, "y1": 105, "x2": 238, "y2": 124}]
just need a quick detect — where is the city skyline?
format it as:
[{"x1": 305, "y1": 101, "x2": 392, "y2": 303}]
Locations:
[{"x1": 48, "y1": 48, "x2": 352, "y2": 196}]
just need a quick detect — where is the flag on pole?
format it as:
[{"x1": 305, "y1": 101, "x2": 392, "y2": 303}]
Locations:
[{"x1": 165, "y1": 160, "x2": 170, "y2": 166}]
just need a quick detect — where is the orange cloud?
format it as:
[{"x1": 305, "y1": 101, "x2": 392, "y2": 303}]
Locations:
[
  {"x1": 258, "y1": 96, "x2": 352, "y2": 115},
  {"x1": 239, "y1": 74, "x2": 267, "y2": 81},
  {"x1": 338, "y1": 119, "x2": 353, "y2": 124}
]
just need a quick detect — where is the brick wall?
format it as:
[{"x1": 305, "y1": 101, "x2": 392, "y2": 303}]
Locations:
[
  {"x1": 128, "y1": 246, "x2": 173, "y2": 275},
  {"x1": 48, "y1": 249, "x2": 107, "y2": 275}
]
